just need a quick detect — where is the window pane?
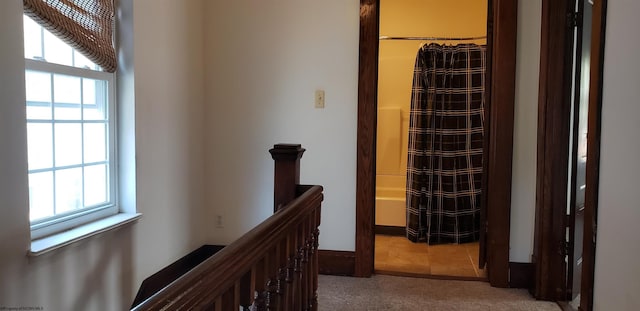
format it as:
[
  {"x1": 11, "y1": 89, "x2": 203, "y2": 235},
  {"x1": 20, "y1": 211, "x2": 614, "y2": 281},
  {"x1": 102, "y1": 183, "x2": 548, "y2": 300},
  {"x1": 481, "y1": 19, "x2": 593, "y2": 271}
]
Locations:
[
  {"x1": 55, "y1": 168, "x2": 83, "y2": 214},
  {"x1": 54, "y1": 123, "x2": 82, "y2": 167},
  {"x1": 43, "y1": 30, "x2": 73, "y2": 67},
  {"x1": 26, "y1": 71, "x2": 52, "y2": 102},
  {"x1": 23, "y1": 16, "x2": 43, "y2": 60},
  {"x1": 54, "y1": 75, "x2": 82, "y2": 120},
  {"x1": 84, "y1": 123, "x2": 106, "y2": 163},
  {"x1": 74, "y1": 50, "x2": 99, "y2": 71},
  {"x1": 27, "y1": 104, "x2": 53, "y2": 121},
  {"x1": 25, "y1": 71, "x2": 52, "y2": 103},
  {"x1": 84, "y1": 164, "x2": 108, "y2": 207},
  {"x1": 82, "y1": 78, "x2": 96, "y2": 105},
  {"x1": 25, "y1": 71, "x2": 53, "y2": 120},
  {"x1": 29, "y1": 171, "x2": 54, "y2": 221},
  {"x1": 54, "y1": 74, "x2": 81, "y2": 104},
  {"x1": 83, "y1": 79, "x2": 108, "y2": 120},
  {"x1": 27, "y1": 123, "x2": 53, "y2": 170}
]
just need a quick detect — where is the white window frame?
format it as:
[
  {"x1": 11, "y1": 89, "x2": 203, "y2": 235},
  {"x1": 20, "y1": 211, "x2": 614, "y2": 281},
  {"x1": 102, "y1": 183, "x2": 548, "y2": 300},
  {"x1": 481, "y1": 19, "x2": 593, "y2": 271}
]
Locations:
[{"x1": 24, "y1": 18, "x2": 119, "y2": 241}]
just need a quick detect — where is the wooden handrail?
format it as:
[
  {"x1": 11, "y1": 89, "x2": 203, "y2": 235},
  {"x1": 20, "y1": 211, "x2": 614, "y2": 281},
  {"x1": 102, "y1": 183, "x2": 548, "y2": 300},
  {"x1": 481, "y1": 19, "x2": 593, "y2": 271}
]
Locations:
[{"x1": 132, "y1": 144, "x2": 323, "y2": 311}]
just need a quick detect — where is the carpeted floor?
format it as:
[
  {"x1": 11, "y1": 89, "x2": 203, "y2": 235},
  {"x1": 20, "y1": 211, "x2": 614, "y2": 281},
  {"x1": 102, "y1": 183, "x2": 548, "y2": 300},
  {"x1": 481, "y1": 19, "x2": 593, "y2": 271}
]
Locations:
[{"x1": 318, "y1": 275, "x2": 561, "y2": 311}]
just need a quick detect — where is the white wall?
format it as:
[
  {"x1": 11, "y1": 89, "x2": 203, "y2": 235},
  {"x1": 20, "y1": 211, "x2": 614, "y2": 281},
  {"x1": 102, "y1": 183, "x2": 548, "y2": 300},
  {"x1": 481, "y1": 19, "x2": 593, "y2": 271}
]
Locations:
[
  {"x1": 510, "y1": 0, "x2": 542, "y2": 263},
  {"x1": 0, "y1": 0, "x2": 208, "y2": 309},
  {"x1": 0, "y1": 0, "x2": 32, "y2": 305},
  {"x1": 130, "y1": 0, "x2": 207, "y2": 275},
  {"x1": 593, "y1": 1, "x2": 640, "y2": 309},
  {"x1": 202, "y1": 0, "x2": 360, "y2": 251}
]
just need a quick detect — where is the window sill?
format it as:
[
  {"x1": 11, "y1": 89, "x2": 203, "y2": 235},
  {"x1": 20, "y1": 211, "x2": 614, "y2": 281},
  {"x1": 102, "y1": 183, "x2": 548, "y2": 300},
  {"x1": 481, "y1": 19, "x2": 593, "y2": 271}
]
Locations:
[{"x1": 29, "y1": 213, "x2": 141, "y2": 256}]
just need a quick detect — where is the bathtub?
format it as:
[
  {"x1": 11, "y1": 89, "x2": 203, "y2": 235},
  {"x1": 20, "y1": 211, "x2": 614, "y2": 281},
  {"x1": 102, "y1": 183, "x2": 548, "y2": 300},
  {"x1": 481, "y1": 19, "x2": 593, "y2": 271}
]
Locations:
[
  {"x1": 375, "y1": 107, "x2": 409, "y2": 228},
  {"x1": 375, "y1": 184, "x2": 406, "y2": 227}
]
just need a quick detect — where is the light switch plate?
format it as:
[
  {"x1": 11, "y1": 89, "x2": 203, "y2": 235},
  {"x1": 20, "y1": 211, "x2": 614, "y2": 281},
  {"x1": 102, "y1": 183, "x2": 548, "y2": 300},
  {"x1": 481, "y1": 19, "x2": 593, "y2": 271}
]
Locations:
[{"x1": 315, "y1": 90, "x2": 325, "y2": 108}]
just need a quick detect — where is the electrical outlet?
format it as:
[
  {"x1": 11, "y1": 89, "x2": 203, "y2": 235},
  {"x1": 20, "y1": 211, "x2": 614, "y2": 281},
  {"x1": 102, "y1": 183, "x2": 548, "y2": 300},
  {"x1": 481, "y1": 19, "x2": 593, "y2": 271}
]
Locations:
[{"x1": 216, "y1": 215, "x2": 224, "y2": 228}]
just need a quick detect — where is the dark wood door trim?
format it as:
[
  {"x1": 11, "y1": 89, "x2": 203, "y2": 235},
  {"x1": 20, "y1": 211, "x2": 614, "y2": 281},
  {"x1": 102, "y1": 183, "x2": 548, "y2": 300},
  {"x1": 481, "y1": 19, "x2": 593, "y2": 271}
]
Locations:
[
  {"x1": 354, "y1": 0, "x2": 379, "y2": 277},
  {"x1": 580, "y1": 1, "x2": 607, "y2": 310},
  {"x1": 355, "y1": 0, "x2": 518, "y2": 287},
  {"x1": 484, "y1": 0, "x2": 518, "y2": 288},
  {"x1": 532, "y1": 0, "x2": 575, "y2": 301}
]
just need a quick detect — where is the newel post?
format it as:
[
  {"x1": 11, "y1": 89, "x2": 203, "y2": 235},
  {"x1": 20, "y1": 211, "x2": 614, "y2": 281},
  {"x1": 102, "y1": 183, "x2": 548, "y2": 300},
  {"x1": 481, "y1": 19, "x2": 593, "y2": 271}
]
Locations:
[{"x1": 269, "y1": 144, "x2": 306, "y2": 212}]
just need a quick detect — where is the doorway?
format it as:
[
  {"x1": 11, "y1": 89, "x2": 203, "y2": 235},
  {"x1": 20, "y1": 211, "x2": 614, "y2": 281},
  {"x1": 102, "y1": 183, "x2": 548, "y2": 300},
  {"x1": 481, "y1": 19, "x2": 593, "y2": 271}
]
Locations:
[
  {"x1": 356, "y1": 0, "x2": 518, "y2": 287},
  {"x1": 532, "y1": 0, "x2": 606, "y2": 309},
  {"x1": 373, "y1": 0, "x2": 488, "y2": 279}
]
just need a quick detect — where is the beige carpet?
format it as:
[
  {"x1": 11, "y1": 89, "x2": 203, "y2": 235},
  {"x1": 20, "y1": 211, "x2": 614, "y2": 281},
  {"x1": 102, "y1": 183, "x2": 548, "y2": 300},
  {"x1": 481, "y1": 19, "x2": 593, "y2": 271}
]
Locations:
[{"x1": 318, "y1": 275, "x2": 560, "y2": 311}]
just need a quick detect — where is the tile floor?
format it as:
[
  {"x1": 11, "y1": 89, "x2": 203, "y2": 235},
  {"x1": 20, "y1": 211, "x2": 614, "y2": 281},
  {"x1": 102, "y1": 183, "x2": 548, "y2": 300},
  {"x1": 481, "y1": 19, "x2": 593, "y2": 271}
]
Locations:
[{"x1": 374, "y1": 234, "x2": 487, "y2": 279}]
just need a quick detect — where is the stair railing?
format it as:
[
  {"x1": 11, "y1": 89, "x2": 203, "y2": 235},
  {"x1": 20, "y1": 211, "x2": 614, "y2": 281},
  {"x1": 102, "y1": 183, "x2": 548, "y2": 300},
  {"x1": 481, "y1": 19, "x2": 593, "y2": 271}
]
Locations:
[{"x1": 132, "y1": 144, "x2": 323, "y2": 311}]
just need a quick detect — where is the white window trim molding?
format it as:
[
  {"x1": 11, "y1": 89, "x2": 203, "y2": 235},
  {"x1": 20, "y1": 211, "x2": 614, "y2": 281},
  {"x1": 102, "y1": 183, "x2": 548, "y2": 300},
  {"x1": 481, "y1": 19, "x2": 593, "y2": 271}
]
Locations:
[
  {"x1": 26, "y1": 0, "x2": 139, "y2": 257},
  {"x1": 29, "y1": 212, "x2": 141, "y2": 256}
]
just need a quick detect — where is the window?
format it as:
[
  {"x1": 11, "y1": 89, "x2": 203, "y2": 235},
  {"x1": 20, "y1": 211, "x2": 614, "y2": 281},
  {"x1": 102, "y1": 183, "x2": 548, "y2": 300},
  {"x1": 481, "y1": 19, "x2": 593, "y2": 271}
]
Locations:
[{"x1": 24, "y1": 15, "x2": 117, "y2": 239}]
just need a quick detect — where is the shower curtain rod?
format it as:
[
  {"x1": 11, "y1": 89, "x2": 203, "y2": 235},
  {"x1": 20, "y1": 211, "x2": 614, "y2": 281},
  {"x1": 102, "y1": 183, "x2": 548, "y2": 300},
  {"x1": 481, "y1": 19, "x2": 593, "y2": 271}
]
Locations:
[{"x1": 379, "y1": 35, "x2": 486, "y2": 41}]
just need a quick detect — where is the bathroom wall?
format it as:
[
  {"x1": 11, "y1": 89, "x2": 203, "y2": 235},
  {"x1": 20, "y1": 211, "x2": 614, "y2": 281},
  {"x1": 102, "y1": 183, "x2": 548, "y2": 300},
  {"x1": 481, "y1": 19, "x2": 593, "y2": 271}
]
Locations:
[{"x1": 376, "y1": 0, "x2": 488, "y2": 226}]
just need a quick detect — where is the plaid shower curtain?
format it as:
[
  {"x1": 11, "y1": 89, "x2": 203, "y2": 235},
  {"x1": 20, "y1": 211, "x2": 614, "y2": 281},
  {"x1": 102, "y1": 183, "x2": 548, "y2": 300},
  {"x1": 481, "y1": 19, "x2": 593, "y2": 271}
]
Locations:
[{"x1": 406, "y1": 43, "x2": 486, "y2": 244}]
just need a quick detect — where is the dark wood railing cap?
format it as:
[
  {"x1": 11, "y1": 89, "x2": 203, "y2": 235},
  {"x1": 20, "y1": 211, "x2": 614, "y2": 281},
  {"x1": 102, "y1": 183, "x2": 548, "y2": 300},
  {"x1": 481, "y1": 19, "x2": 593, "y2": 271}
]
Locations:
[{"x1": 269, "y1": 144, "x2": 306, "y2": 160}]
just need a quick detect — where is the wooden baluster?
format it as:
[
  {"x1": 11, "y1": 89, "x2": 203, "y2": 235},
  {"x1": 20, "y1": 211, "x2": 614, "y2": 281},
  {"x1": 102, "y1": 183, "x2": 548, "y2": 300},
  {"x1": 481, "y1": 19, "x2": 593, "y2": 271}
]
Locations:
[
  {"x1": 277, "y1": 266, "x2": 287, "y2": 311},
  {"x1": 281, "y1": 238, "x2": 291, "y2": 311},
  {"x1": 249, "y1": 264, "x2": 259, "y2": 310},
  {"x1": 219, "y1": 285, "x2": 236, "y2": 311},
  {"x1": 296, "y1": 224, "x2": 305, "y2": 310},
  {"x1": 265, "y1": 248, "x2": 280, "y2": 311},
  {"x1": 301, "y1": 220, "x2": 309, "y2": 310},
  {"x1": 291, "y1": 228, "x2": 299, "y2": 310},
  {"x1": 268, "y1": 245, "x2": 281, "y2": 310},
  {"x1": 305, "y1": 215, "x2": 314, "y2": 310},
  {"x1": 239, "y1": 270, "x2": 252, "y2": 310},
  {"x1": 312, "y1": 207, "x2": 321, "y2": 310},
  {"x1": 254, "y1": 258, "x2": 267, "y2": 311},
  {"x1": 263, "y1": 249, "x2": 271, "y2": 310},
  {"x1": 276, "y1": 244, "x2": 287, "y2": 310},
  {"x1": 303, "y1": 221, "x2": 310, "y2": 310},
  {"x1": 307, "y1": 207, "x2": 313, "y2": 309},
  {"x1": 269, "y1": 144, "x2": 305, "y2": 212},
  {"x1": 286, "y1": 230, "x2": 297, "y2": 311},
  {"x1": 265, "y1": 278, "x2": 275, "y2": 310},
  {"x1": 311, "y1": 214, "x2": 317, "y2": 310},
  {"x1": 234, "y1": 280, "x2": 241, "y2": 310}
]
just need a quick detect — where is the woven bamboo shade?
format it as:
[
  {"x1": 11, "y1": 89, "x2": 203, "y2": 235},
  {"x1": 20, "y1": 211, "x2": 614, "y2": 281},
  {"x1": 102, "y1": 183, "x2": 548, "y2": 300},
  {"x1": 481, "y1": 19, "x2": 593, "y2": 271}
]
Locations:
[{"x1": 24, "y1": 0, "x2": 116, "y2": 73}]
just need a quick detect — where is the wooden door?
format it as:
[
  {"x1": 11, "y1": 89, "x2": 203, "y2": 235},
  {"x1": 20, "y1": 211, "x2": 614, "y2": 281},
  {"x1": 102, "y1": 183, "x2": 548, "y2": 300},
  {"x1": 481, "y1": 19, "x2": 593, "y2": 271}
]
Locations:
[
  {"x1": 567, "y1": 0, "x2": 593, "y2": 302},
  {"x1": 533, "y1": 0, "x2": 606, "y2": 308},
  {"x1": 478, "y1": 0, "x2": 495, "y2": 270}
]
